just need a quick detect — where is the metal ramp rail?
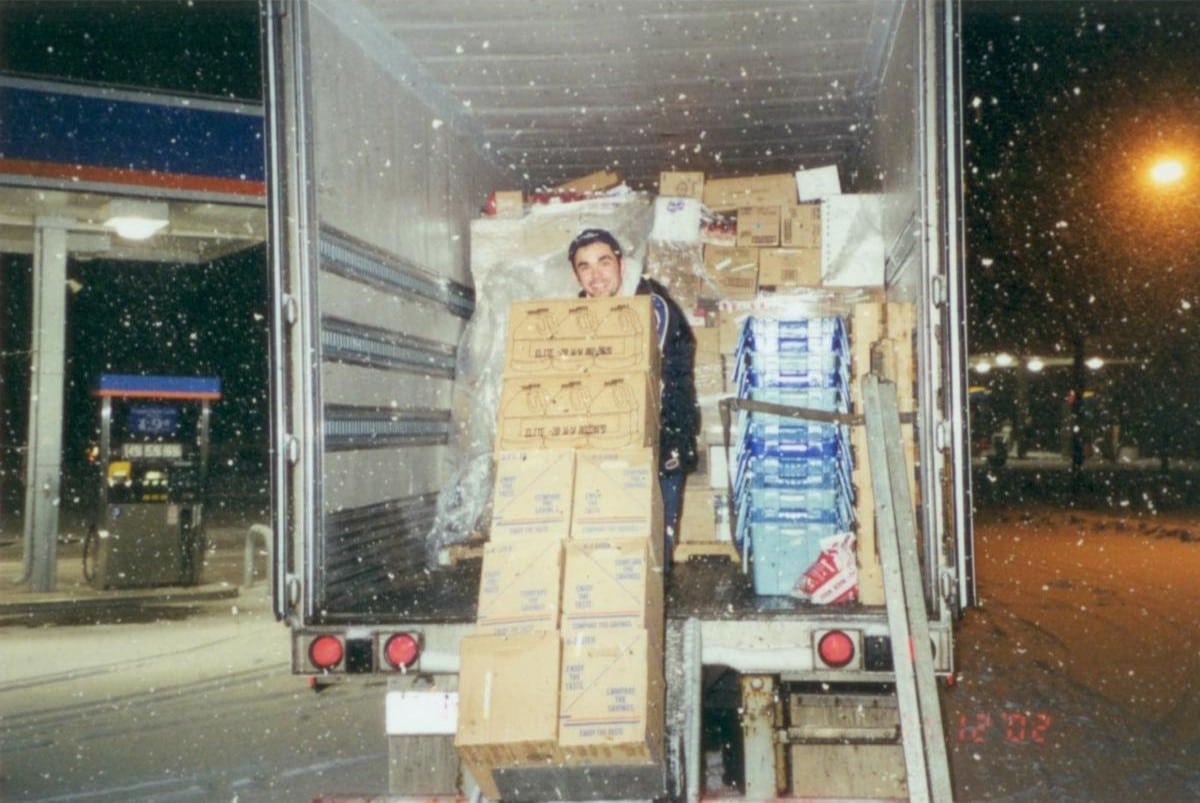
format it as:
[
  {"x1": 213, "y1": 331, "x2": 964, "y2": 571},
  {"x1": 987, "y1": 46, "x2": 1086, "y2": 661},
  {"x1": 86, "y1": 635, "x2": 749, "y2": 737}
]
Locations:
[{"x1": 861, "y1": 373, "x2": 954, "y2": 802}]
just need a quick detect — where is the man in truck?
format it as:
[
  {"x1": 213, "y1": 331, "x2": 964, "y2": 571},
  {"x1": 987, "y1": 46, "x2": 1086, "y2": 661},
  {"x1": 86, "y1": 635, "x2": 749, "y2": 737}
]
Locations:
[{"x1": 568, "y1": 227, "x2": 700, "y2": 565}]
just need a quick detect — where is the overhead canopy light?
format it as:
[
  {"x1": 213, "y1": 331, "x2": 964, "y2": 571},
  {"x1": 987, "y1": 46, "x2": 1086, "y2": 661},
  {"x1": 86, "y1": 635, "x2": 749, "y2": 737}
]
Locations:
[{"x1": 102, "y1": 199, "x2": 169, "y2": 241}]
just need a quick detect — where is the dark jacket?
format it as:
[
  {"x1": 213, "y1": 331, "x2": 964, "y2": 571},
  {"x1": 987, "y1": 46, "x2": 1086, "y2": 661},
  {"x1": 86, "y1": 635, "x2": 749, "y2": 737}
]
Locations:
[{"x1": 637, "y1": 277, "x2": 700, "y2": 475}]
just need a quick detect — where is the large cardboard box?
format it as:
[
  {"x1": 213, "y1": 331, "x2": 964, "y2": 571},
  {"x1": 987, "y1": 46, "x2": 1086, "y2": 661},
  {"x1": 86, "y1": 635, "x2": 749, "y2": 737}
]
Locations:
[
  {"x1": 702, "y1": 246, "x2": 758, "y2": 299},
  {"x1": 561, "y1": 539, "x2": 664, "y2": 637},
  {"x1": 702, "y1": 173, "x2": 797, "y2": 210},
  {"x1": 736, "y1": 206, "x2": 781, "y2": 248},
  {"x1": 505, "y1": 296, "x2": 660, "y2": 377},
  {"x1": 457, "y1": 631, "x2": 563, "y2": 790},
  {"x1": 570, "y1": 448, "x2": 663, "y2": 548},
  {"x1": 780, "y1": 204, "x2": 821, "y2": 248},
  {"x1": 490, "y1": 449, "x2": 575, "y2": 540},
  {"x1": 757, "y1": 248, "x2": 822, "y2": 289},
  {"x1": 659, "y1": 170, "x2": 705, "y2": 199},
  {"x1": 558, "y1": 629, "x2": 665, "y2": 765},
  {"x1": 497, "y1": 371, "x2": 660, "y2": 451},
  {"x1": 475, "y1": 539, "x2": 564, "y2": 635}
]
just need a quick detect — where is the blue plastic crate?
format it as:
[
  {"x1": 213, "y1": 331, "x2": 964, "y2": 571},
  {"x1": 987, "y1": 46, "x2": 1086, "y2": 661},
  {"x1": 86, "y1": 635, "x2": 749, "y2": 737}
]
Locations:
[
  {"x1": 747, "y1": 522, "x2": 843, "y2": 596},
  {"x1": 741, "y1": 487, "x2": 853, "y2": 525},
  {"x1": 746, "y1": 350, "x2": 846, "y2": 384},
  {"x1": 747, "y1": 316, "x2": 848, "y2": 355},
  {"x1": 738, "y1": 454, "x2": 855, "y2": 497}
]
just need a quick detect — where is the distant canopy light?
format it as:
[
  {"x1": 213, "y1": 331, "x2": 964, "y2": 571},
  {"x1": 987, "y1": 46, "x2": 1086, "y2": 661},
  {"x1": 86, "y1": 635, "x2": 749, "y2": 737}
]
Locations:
[
  {"x1": 994, "y1": 353, "x2": 1015, "y2": 368},
  {"x1": 1085, "y1": 357, "x2": 1105, "y2": 370},
  {"x1": 1026, "y1": 357, "x2": 1045, "y2": 373},
  {"x1": 102, "y1": 199, "x2": 169, "y2": 240},
  {"x1": 1149, "y1": 158, "x2": 1185, "y2": 186},
  {"x1": 973, "y1": 361, "x2": 991, "y2": 374}
]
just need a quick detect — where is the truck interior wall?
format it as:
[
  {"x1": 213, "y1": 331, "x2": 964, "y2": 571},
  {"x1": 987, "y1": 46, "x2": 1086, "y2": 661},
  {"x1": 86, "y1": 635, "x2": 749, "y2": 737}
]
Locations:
[
  {"x1": 876, "y1": 0, "x2": 921, "y2": 306},
  {"x1": 309, "y1": 0, "x2": 507, "y2": 286},
  {"x1": 300, "y1": 2, "x2": 510, "y2": 617}
]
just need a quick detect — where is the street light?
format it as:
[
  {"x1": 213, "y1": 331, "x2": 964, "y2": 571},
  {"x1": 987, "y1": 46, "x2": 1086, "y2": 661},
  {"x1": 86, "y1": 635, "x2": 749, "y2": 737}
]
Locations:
[{"x1": 1149, "y1": 157, "x2": 1185, "y2": 187}]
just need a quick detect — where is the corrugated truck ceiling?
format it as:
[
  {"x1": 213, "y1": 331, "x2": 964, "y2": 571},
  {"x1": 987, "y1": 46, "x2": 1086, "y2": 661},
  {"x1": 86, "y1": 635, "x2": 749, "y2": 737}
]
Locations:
[{"x1": 359, "y1": 0, "x2": 901, "y2": 189}]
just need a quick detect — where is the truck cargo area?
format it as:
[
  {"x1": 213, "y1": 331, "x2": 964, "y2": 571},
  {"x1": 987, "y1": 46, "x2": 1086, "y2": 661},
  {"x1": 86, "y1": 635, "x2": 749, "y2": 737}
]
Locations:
[{"x1": 265, "y1": 0, "x2": 969, "y2": 799}]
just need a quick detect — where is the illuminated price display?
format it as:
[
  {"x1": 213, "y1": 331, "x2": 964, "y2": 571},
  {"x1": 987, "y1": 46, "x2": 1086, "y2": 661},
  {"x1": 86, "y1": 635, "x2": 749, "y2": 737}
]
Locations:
[
  {"x1": 128, "y1": 405, "x2": 180, "y2": 436},
  {"x1": 958, "y1": 711, "x2": 1053, "y2": 745}
]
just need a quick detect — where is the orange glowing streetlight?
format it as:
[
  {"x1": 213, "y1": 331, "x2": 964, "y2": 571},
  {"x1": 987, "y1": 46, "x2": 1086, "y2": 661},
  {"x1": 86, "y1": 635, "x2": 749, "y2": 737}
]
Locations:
[{"x1": 1149, "y1": 157, "x2": 1186, "y2": 187}]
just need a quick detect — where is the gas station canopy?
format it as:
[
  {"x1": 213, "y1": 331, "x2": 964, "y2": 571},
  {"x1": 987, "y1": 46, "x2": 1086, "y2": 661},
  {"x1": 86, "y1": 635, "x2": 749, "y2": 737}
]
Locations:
[{"x1": 95, "y1": 374, "x2": 222, "y2": 401}]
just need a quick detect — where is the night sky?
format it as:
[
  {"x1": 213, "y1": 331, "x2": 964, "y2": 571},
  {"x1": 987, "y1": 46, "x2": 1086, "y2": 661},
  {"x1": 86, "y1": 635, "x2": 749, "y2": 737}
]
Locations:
[
  {"x1": 1, "y1": 1, "x2": 1198, "y2": 516},
  {"x1": 964, "y1": 1, "x2": 1200, "y2": 360}
]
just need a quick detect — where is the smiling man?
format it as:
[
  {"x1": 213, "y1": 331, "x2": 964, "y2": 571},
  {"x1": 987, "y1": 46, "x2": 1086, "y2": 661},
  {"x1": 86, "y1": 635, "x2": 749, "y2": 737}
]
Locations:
[{"x1": 567, "y1": 228, "x2": 699, "y2": 568}]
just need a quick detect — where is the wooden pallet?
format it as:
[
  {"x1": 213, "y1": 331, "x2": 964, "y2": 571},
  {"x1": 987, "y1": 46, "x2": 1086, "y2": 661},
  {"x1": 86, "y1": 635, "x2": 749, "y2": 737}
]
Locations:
[{"x1": 673, "y1": 540, "x2": 741, "y2": 563}]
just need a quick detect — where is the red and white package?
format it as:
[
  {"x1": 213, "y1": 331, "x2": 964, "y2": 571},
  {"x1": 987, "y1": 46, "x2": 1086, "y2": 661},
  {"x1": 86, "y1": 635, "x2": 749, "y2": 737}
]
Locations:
[{"x1": 792, "y1": 532, "x2": 858, "y2": 604}]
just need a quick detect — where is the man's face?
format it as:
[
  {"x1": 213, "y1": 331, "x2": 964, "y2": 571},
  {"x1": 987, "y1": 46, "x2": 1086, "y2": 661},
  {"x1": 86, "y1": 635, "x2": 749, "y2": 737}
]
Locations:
[{"x1": 572, "y1": 241, "x2": 623, "y2": 297}]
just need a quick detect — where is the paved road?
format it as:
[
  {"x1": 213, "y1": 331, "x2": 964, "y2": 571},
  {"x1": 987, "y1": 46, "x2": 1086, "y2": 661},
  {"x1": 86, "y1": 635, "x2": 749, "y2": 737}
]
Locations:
[{"x1": 0, "y1": 526, "x2": 390, "y2": 802}]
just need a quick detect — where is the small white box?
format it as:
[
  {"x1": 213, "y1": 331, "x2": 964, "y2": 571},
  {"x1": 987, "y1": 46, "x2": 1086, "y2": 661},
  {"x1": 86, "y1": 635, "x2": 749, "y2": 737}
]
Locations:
[
  {"x1": 650, "y1": 196, "x2": 703, "y2": 243},
  {"x1": 795, "y1": 166, "x2": 842, "y2": 201}
]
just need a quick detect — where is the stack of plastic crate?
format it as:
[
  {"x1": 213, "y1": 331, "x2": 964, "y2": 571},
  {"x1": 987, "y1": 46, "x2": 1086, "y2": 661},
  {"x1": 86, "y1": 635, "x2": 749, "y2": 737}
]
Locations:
[{"x1": 730, "y1": 315, "x2": 854, "y2": 596}]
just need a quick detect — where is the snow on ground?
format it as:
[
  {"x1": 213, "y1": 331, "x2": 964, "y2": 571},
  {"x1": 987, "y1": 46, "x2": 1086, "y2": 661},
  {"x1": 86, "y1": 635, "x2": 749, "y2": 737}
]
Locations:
[{"x1": 945, "y1": 506, "x2": 1200, "y2": 801}]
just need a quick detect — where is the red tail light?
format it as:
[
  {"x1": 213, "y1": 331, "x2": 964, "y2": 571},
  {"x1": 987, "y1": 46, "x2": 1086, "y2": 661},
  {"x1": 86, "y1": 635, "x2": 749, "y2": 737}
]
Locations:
[
  {"x1": 309, "y1": 635, "x2": 344, "y2": 670},
  {"x1": 817, "y1": 630, "x2": 856, "y2": 668},
  {"x1": 384, "y1": 633, "x2": 421, "y2": 669}
]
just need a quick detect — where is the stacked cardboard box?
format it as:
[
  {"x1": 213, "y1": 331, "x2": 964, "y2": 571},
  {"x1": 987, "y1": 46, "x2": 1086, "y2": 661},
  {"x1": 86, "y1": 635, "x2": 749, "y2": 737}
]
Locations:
[{"x1": 457, "y1": 295, "x2": 666, "y2": 795}]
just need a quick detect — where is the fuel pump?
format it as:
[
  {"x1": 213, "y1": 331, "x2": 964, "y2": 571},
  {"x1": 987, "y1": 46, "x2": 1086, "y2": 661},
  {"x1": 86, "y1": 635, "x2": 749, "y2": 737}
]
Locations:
[{"x1": 89, "y1": 374, "x2": 220, "y2": 589}]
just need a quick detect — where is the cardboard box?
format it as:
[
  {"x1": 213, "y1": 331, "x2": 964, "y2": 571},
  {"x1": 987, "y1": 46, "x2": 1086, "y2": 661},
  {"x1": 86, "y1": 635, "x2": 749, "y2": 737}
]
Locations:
[
  {"x1": 702, "y1": 246, "x2": 758, "y2": 299},
  {"x1": 795, "y1": 165, "x2": 842, "y2": 201},
  {"x1": 780, "y1": 203, "x2": 821, "y2": 248},
  {"x1": 491, "y1": 190, "x2": 524, "y2": 219},
  {"x1": 694, "y1": 326, "x2": 720, "y2": 365},
  {"x1": 718, "y1": 302, "x2": 752, "y2": 355},
  {"x1": 693, "y1": 327, "x2": 725, "y2": 399},
  {"x1": 679, "y1": 485, "x2": 730, "y2": 544},
  {"x1": 736, "y1": 206, "x2": 781, "y2": 248},
  {"x1": 490, "y1": 449, "x2": 575, "y2": 540},
  {"x1": 457, "y1": 631, "x2": 563, "y2": 777},
  {"x1": 561, "y1": 538, "x2": 664, "y2": 636},
  {"x1": 649, "y1": 196, "x2": 703, "y2": 243},
  {"x1": 571, "y1": 448, "x2": 663, "y2": 550},
  {"x1": 558, "y1": 629, "x2": 665, "y2": 764},
  {"x1": 644, "y1": 242, "x2": 707, "y2": 316},
  {"x1": 702, "y1": 173, "x2": 797, "y2": 210},
  {"x1": 475, "y1": 539, "x2": 564, "y2": 634},
  {"x1": 659, "y1": 170, "x2": 705, "y2": 199},
  {"x1": 497, "y1": 371, "x2": 660, "y2": 452},
  {"x1": 556, "y1": 170, "x2": 622, "y2": 192},
  {"x1": 506, "y1": 296, "x2": 660, "y2": 377},
  {"x1": 757, "y1": 248, "x2": 822, "y2": 289}
]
